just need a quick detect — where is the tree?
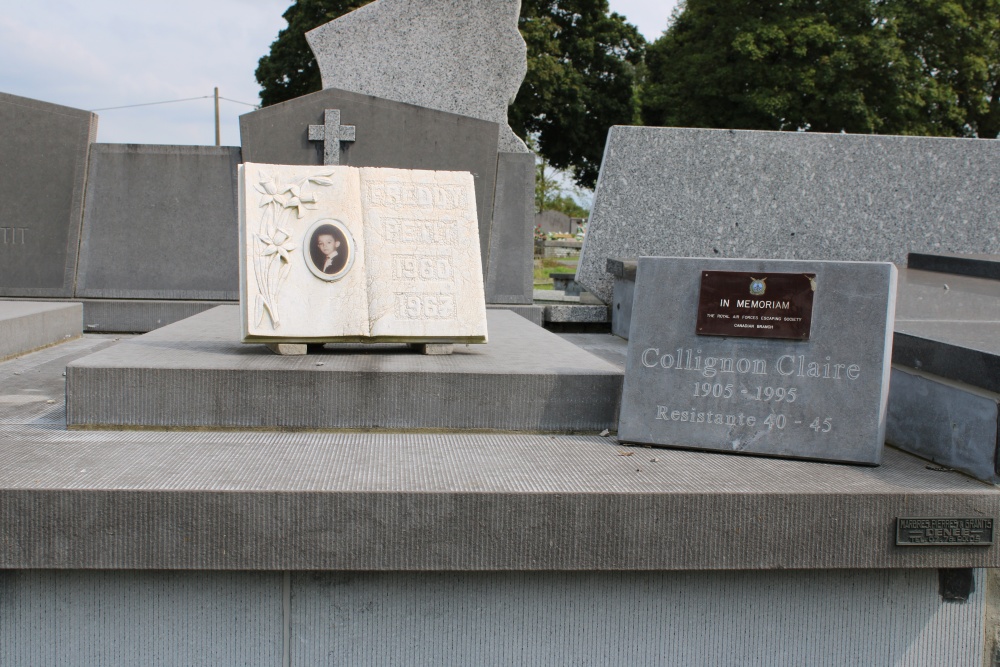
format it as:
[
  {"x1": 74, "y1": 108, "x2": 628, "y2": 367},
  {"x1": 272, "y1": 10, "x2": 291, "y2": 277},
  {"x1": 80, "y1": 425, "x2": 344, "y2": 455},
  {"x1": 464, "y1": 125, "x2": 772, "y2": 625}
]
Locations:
[
  {"x1": 255, "y1": 0, "x2": 371, "y2": 108},
  {"x1": 535, "y1": 158, "x2": 590, "y2": 217},
  {"x1": 511, "y1": 0, "x2": 645, "y2": 189},
  {"x1": 642, "y1": 0, "x2": 1000, "y2": 138},
  {"x1": 255, "y1": 0, "x2": 646, "y2": 187}
]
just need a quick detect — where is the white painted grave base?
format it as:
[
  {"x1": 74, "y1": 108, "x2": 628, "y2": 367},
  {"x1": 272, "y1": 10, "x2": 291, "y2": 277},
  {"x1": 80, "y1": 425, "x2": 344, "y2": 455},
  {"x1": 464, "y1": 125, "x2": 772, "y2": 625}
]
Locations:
[{"x1": 0, "y1": 569, "x2": 988, "y2": 666}]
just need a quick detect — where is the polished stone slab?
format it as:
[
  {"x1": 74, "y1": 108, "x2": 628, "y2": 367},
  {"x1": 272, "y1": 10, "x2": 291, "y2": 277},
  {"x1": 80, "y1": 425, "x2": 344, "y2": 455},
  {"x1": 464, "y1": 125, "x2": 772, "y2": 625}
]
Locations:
[
  {"x1": 485, "y1": 151, "x2": 534, "y2": 304},
  {"x1": 0, "y1": 301, "x2": 81, "y2": 360},
  {"x1": 578, "y1": 127, "x2": 1000, "y2": 304},
  {"x1": 76, "y1": 144, "x2": 241, "y2": 300},
  {"x1": 79, "y1": 299, "x2": 228, "y2": 333},
  {"x1": 886, "y1": 366, "x2": 1000, "y2": 484},
  {"x1": 0, "y1": 92, "x2": 98, "y2": 297},
  {"x1": 619, "y1": 258, "x2": 897, "y2": 464},
  {"x1": 908, "y1": 252, "x2": 1000, "y2": 282},
  {"x1": 66, "y1": 306, "x2": 622, "y2": 432}
]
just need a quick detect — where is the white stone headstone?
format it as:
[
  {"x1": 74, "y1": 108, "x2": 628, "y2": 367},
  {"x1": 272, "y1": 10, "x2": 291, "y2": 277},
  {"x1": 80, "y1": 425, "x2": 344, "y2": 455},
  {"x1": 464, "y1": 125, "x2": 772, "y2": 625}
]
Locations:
[{"x1": 239, "y1": 162, "x2": 488, "y2": 343}]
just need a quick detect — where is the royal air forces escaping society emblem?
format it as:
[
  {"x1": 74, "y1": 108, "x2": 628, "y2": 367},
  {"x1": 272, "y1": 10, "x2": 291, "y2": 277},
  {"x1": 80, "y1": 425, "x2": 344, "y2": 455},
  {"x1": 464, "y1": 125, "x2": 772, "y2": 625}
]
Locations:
[{"x1": 749, "y1": 277, "x2": 767, "y2": 296}]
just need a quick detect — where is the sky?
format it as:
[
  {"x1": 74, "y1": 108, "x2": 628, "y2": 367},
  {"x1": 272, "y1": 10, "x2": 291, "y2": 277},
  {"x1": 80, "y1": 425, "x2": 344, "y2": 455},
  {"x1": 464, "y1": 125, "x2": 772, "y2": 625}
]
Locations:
[{"x1": 0, "y1": 1, "x2": 677, "y2": 147}]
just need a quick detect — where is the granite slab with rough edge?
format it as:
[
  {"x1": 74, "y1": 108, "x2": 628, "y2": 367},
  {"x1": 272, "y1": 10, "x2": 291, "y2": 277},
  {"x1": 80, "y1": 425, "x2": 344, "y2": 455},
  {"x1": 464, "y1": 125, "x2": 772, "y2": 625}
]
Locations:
[
  {"x1": 545, "y1": 304, "x2": 610, "y2": 323},
  {"x1": 3, "y1": 336, "x2": 998, "y2": 570},
  {"x1": 76, "y1": 144, "x2": 241, "y2": 300},
  {"x1": 239, "y1": 163, "x2": 487, "y2": 343},
  {"x1": 239, "y1": 88, "x2": 500, "y2": 282},
  {"x1": 0, "y1": 92, "x2": 98, "y2": 298},
  {"x1": 66, "y1": 306, "x2": 621, "y2": 432},
  {"x1": 619, "y1": 258, "x2": 897, "y2": 465},
  {"x1": 578, "y1": 127, "x2": 1000, "y2": 305},
  {"x1": 886, "y1": 366, "x2": 1000, "y2": 484},
  {"x1": 306, "y1": 0, "x2": 528, "y2": 153},
  {"x1": 0, "y1": 301, "x2": 81, "y2": 360}
]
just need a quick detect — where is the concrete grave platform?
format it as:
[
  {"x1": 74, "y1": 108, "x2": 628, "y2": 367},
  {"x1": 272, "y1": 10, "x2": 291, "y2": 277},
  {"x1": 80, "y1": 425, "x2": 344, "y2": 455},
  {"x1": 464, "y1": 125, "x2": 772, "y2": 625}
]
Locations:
[
  {"x1": 66, "y1": 307, "x2": 622, "y2": 432},
  {"x1": 3, "y1": 336, "x2": 999, "y2": 571},
  {"x1": 0, "y1": 301, "x2": 81, "y2": 360}
]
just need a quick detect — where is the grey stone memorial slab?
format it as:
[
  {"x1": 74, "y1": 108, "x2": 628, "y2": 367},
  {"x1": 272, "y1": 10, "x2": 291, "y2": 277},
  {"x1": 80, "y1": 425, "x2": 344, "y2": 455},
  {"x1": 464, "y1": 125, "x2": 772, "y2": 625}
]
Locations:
[
  {"x1": 240, "y1": 88, "x2": 499, "y2": 279},
  {"x1": 886, "y1": 366, "x2": 1000, "y2": 485},
  {"x1": 305, "y1": 0, "x2": 528, "y2": 154},
  {"x1": 0, "y1": 92, "x2": 98, "y2": 297},
  {"x1": 618, "y1": 257, "x2": 897, "y2": 464},
  {"x1": 66, "y1": 306, "x2": 622, "y2": 432},
  {"x1": 578, "y1": 127, "x2": 1000, "y2": 305},
  {"x1": 76, "y1": 144, "x2": 241, "y2": 300},
  {"x1": 0, "y1": 301, "x2": 81, "y2": 360}
]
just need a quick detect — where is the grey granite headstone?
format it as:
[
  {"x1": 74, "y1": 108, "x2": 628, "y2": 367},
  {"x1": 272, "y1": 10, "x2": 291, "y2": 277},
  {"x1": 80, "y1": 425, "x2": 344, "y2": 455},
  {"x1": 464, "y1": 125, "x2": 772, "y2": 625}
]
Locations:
[
  {"x1": 536, "y1": 210, "x2": 573, "y2": 235},
  {"x1": 305, "y1": 0, "x2": 528, "y2": 154},
  {"x1": 76, "y1": 144, "x2": 241, "y2": 300},
  {"x1": 0, "y1": 92, "x2": 98, "y2": 297},
  {"x1": 619, "y1": 257, "x2": 897, "y2": 464},
  {"x1": 578, "y1": 127, "x2": 1000, "y2": 305}
]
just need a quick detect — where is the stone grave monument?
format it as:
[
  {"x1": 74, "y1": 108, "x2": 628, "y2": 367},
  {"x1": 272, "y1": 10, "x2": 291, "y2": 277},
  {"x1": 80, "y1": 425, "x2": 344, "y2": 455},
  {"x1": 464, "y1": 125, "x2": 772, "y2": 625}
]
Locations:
[
  {"x1": 618, "y1": 257, "x2": 897, "y2": 464},
  {"x1": 578, "y1": 127, "x2": 1000, "y2": 306},
  {"x1": 301, "y1": 0, "x2": 535, "y2": 307}
]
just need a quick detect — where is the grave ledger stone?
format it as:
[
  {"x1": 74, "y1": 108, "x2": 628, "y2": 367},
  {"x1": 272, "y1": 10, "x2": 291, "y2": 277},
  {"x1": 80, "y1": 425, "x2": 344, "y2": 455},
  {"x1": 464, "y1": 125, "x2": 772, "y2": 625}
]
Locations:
[
  {"x1": 239, "y1": 162, "x2": 487, "y2": 343},
  {"x1": 0, "y1": 92, "x2": 98, "y2": 297},
  {"x1": 619, "y1": 257, "x2": 897, "y2": 465}
]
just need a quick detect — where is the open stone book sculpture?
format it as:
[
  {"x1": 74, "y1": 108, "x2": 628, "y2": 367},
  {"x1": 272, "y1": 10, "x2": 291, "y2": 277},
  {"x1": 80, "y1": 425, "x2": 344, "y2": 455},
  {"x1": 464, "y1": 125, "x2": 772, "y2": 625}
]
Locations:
[{"x1": 239, "y1": 163, "x2": 488, "y2": 344}]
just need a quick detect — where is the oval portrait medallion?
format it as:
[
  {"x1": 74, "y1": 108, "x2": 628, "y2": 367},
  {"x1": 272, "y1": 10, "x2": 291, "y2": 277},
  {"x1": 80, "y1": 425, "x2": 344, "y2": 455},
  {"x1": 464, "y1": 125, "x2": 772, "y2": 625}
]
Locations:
[{"x1": 304, "y1": 219, "x2": 355, "y2": 282}]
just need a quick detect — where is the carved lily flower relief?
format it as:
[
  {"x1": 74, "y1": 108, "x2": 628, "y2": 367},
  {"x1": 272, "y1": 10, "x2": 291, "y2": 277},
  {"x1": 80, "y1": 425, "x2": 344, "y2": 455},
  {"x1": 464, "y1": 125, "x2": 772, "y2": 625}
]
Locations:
[
  {"x1": 282, "y1": 185, "x2": 318, "y2": 218},
  {"x1": 256, "y1": 228, "x2": 296, "y2": 262},
  {"x1": 254, "y1": 175, "x2": 283, "y2": 206}
]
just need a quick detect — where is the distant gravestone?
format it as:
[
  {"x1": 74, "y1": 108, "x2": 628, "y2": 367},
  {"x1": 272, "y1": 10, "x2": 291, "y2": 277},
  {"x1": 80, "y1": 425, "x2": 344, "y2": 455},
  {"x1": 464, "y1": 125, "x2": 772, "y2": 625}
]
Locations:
[
  {"x1": 536, "y1": 210, "x2": 572, "y2": 235},
  {"x1": 241, "y1": 88, "x2": 532, "y2": 305},
  {"x1": 76, "y1": 144, "x2": 242, "y2": 300},
  {"x1": 578, "y1": 127, "x2": 1000, "y2": 305},
  {"x1": 239, "y1": 162, "x2": 487, "y2": 343},
  {"x1": 618, "y1": 257, "x2": 896, "y2": 465},
  {"x1": 0, "y1": 92, "x2": 98, "y2": 297},
  {"x1": 305, "y1": 0, "x2": 527, "y2": 153}
]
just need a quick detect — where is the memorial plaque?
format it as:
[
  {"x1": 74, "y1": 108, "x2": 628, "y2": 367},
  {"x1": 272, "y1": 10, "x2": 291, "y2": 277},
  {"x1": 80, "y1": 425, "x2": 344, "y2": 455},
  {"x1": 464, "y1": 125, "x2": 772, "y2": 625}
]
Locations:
[
  {"x1": 618, "y1": 257, "x2": 897, "y2": 464},
  {"x1": 239, "y1": 162, "x2": 487, "y2": 344},
  {"x1": 696, "y1": 271, "x2": 815, "y2": 339},
  {"x1": 896, "y1": 517, "x2": 994, "y2": 546}
]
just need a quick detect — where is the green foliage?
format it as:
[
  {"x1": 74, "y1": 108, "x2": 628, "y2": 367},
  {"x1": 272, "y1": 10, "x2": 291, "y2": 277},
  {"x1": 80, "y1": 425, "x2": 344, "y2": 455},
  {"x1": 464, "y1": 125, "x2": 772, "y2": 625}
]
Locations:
[
  {"x1": 256, "y1": 0, "x2": 645, "y2": 188},
  {"x1": 255, "y1": 0, "x2": 371, "y2": 108},
  {"x1": 512, "y1": 0, "x2": 645, "y2": 189},
  {"x1": 643, "y1": 0, "x2": 1000, "y2": 138}
]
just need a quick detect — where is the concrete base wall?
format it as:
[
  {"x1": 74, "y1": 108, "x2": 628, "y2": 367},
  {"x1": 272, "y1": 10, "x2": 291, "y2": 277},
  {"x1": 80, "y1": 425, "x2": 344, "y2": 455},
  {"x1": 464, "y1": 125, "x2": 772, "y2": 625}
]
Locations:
[{"x1": 0, "y1": 569, "x2": 986, "y2": 666}]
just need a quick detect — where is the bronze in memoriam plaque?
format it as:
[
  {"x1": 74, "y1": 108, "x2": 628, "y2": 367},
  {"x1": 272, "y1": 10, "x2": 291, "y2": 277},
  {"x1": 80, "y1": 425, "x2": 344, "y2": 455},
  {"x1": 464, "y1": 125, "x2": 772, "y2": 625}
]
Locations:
[{"x1": 696, "y1": 271, "x2": 815, "y2": 340}]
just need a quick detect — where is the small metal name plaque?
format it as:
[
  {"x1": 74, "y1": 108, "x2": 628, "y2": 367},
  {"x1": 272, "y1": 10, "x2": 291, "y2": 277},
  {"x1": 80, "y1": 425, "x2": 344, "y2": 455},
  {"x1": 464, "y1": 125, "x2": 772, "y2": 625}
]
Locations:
[
  {"x1": 697, "y1": 271, "x2": 815, "y2": 340},
  {"x1": 896, "y1": 517, "x2": 994, "y2": 546}
]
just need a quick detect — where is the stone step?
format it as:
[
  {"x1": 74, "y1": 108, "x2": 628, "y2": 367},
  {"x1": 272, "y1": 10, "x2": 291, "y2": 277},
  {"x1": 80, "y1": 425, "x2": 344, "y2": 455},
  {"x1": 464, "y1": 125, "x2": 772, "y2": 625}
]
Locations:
[
  {"x1": 0, "y1": 301, "x2": 81, "y2": 361},
  {"x1": 65, "y1": 306, "x2": 622, "y2": 432}
]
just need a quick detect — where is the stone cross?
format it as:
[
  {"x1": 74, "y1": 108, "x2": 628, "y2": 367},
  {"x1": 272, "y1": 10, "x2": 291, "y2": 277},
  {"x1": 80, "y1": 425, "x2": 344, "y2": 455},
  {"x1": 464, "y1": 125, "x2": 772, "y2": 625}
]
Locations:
[{"x1": 308, "y1": 109, "x2": 356, "y2": 166}]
